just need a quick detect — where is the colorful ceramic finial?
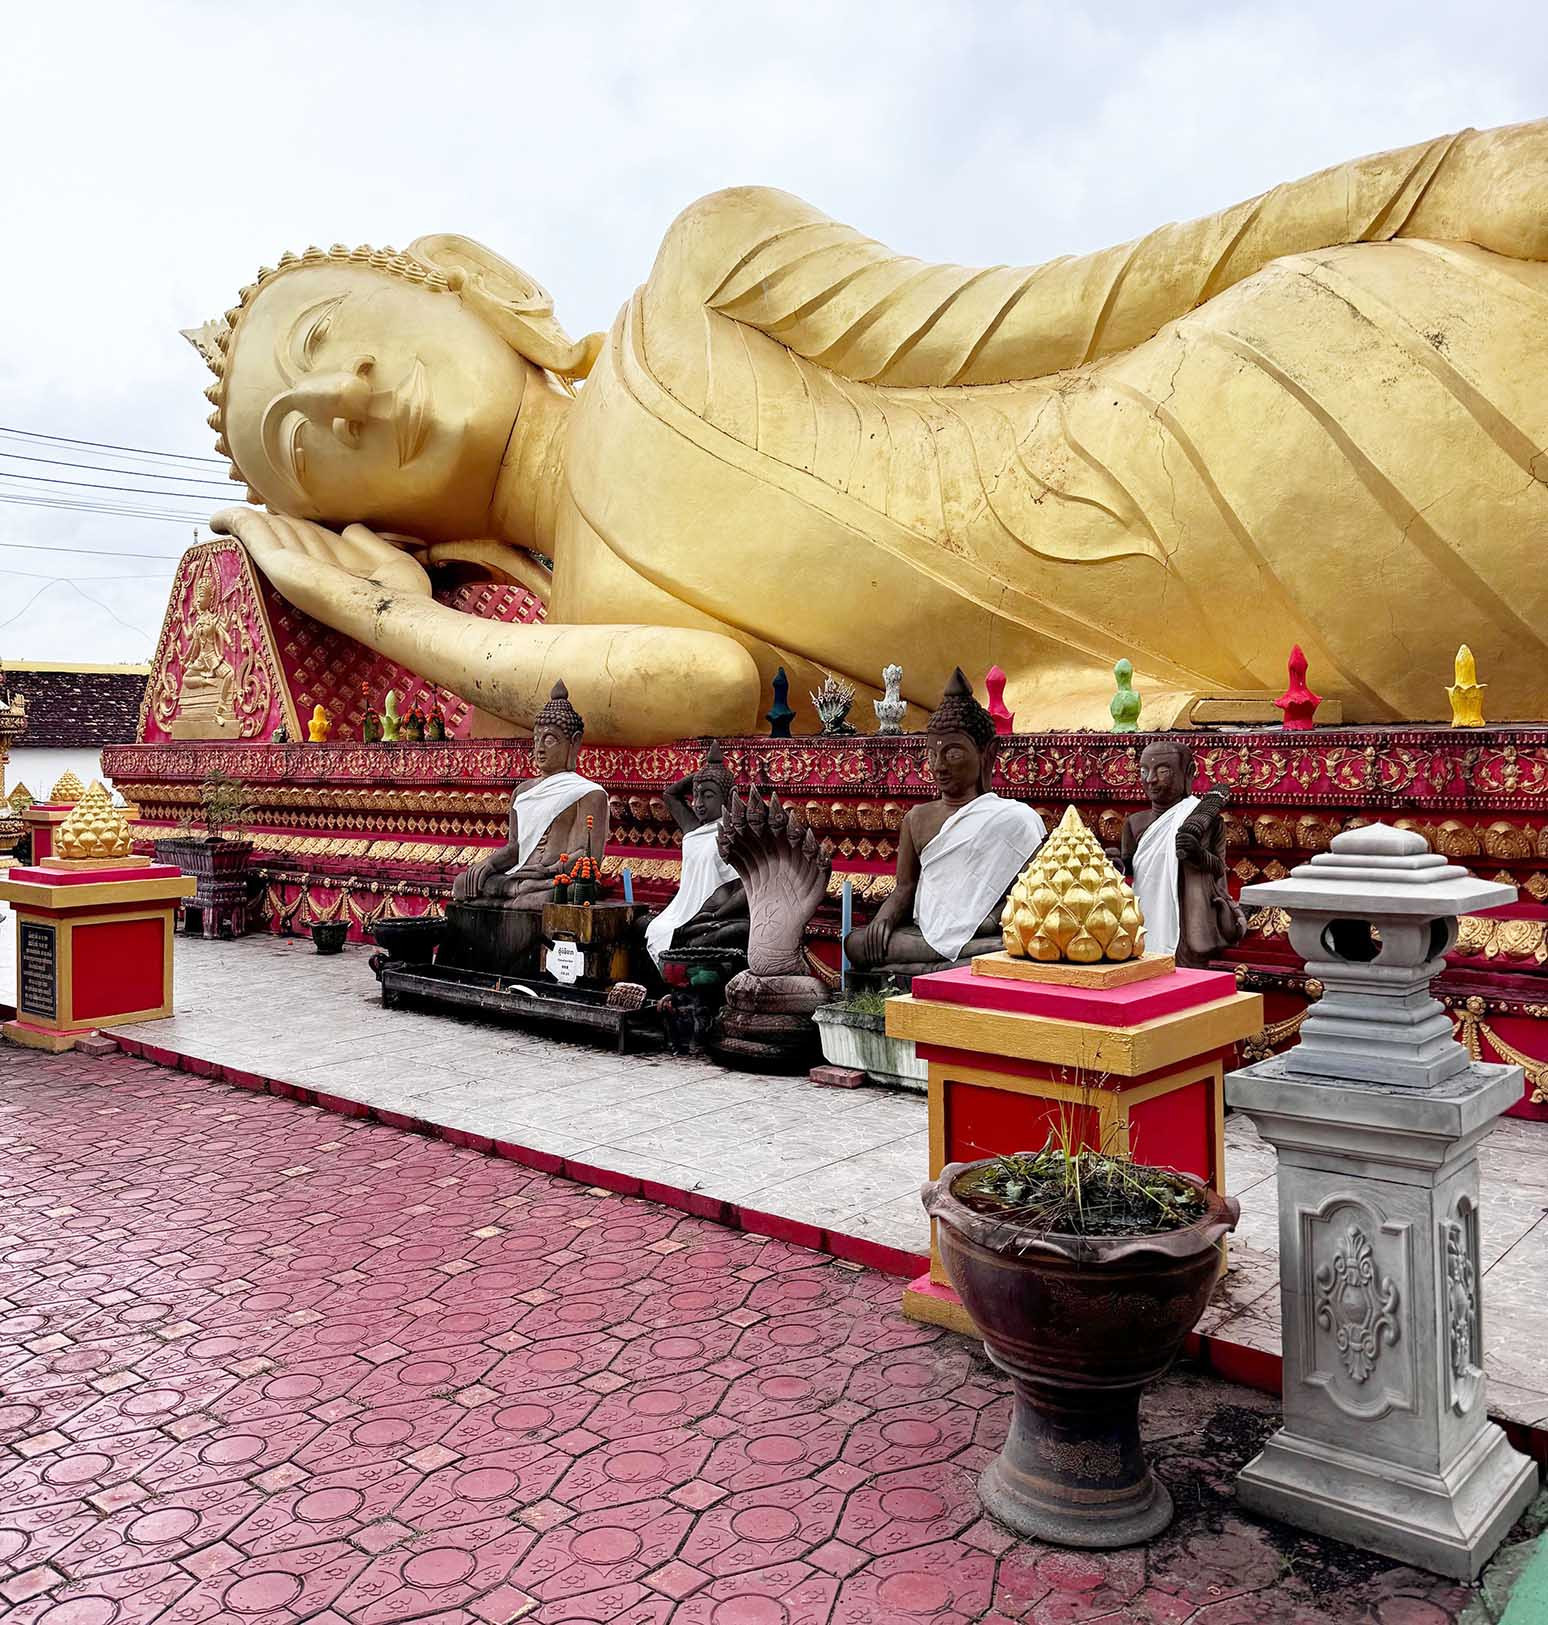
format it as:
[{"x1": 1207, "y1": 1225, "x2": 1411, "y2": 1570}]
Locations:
[
  {"x1": 381, "y1": 689, "x2": 402, "y2": 743},
  {"x1": 984, "y1": 665, "x2": 1015, "y2": 735},
  {"x1": 1447, "y1": 645, "x2": 1486, "y2": 727},
  {"x1": 307, "y1": 704, "x2": 332, "y2": 743},
  {"x1": 1109, "y1": 659, "x2": 1141, "y2": 732},
  {"x1": 1273, "y1": 645, "x2": 1322, "y2": 730},
  {"x1": 765, "y1": 667, "x2": 795, "y2": 739}
]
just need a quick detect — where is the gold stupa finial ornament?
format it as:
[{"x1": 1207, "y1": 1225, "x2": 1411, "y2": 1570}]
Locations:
[
  {"x1": 1001, "y1": 805, "x2": 1146, "y2": 964},
  {"x1": 7, "y1": 782, "x2": 32, "y2": 815},
  {"x1": 1447, "y1": 644, "x2": 1487, "y2": 728},
  {"x1": 47, "y1": 770, "x2": 86, "y2": 806},
  {"x1": 56, "y1": 784, "x2": 132, "y2": 861}
]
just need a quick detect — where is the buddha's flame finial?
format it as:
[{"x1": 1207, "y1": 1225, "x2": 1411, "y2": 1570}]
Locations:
[
  {"x1": 1447, "y1": 643, "x2": 1486, "y2": 728},
  {"x1": 1000, "y1": 805, "x2": 1146, "y2": 964}
]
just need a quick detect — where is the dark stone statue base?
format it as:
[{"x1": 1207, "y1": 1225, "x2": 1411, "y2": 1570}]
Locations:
[
  {"x1": 438, "y1": 899, "x2": 544, "y2": 975},
  {"x1": 714, "y1": 971, "x2": 829, "y2": 1072}
]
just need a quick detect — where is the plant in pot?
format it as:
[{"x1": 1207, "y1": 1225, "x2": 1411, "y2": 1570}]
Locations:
[
  {"x1": 154, "y1": 772, "x2": 257, "y2": 937},
  {"x1": 922, "y1": 1133, "x2": 1238, "y2": 1548},
  {"x1": 812, "y1": 980, "x2": 927, "y2": 1090}
]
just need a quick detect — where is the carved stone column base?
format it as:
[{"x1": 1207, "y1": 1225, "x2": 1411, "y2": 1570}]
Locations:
[
  {"x1": 1238, "y1": 1414, "x2": 1535, "y2": 1581},
  {"x1": 1227, "y1": 1055, "x2": 1535, "y2": 1580}
]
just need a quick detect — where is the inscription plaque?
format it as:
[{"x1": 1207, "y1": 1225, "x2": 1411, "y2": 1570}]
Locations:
[{"x1": 19, "y1": 921, "x2": 57, "y2": 1021}]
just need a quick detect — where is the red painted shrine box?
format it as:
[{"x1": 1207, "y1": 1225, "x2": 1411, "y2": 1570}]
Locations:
[
  {"x1": 20, "y1": 802, "x2": 72, "y2": 863},
  {"x1": 886, "y1": 954, "x2": 1263, "y2": 1333},
  {"x1": 0, "y1": 864, "x2": 196, "y2": 1053}
]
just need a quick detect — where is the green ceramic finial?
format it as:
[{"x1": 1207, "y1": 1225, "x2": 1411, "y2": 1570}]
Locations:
[
  {"x1": 381, "y1": 688, "x2": 402, "y2": 744},
  {"x1": 1109, "y1": 659, "x2": 1141, "y2": 732}
]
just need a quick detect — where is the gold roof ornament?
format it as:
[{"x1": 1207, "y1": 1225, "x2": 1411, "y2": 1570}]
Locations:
[
  {"x1": 1001, "y1": 805, "x2": 1146, "y2": 964},
  {"x1": 56, "y1": 783, "x2": 132, "y2": 862},
  {"x1": 47, "y1": 770, "x2": 86, "y2": 806}
]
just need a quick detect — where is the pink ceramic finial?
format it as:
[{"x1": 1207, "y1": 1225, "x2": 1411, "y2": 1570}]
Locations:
[
  {"x1": 984, "y1": 665, "x2": 1014, "y2": 736},
  {"x1": 1273, "y1": 645, "x2": 1322, "y2": 730}
]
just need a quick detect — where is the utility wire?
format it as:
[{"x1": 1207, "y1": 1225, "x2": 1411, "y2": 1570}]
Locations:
[
  {"x1": 0, "y1": 452, "x2": 236, "y2": 494},
  {"x1": 0, "y1": 564, "x2": 169, "y2": 581},
  {"x1": 0, "y1": 534, "x2": 189, "y2": 560},
  {"x1": 0, "y1": 425, "x2": 225, "y2": 467},
  {"x1": 0, "y1": 470, "x2": 233, "y2": 502},
  {"x1": 0, "y1": 495, "x2": 214, "y2": 525}
]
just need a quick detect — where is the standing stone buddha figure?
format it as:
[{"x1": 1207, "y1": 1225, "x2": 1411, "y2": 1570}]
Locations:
[
  {"x1": 845, "y1": 670, "x2": 1046, "y2": 978},
  {"x1": 452, "y1": 680, "x2": 608, "y2": 907}
]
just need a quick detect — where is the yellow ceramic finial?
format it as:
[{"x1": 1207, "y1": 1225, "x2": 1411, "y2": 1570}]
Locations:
[
  {"x1": 47, "y1": 770, "x2": 86, "y2": 806},
  {"x1": 56, "y1": 784, "x2": 132, "y2": 861},
  {"x1": 308, "y1": 704, "x2": 332, "y2": 742},
  {"x1": 1001, "y1": 804, "x2": 1146, "y2": 964},
  {"x1": 1447, "y1": 643, "x2": 1486, "y2": 728}
]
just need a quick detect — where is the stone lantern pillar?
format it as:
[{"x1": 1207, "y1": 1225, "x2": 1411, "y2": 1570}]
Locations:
[{"x1": 1226, "y1": 824, "x2": 1536, "y2": 1579}]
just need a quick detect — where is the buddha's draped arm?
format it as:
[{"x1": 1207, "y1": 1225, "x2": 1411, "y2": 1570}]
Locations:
[{"x1": 686, "y1": 121, "x2": 1548, "y2": 388}]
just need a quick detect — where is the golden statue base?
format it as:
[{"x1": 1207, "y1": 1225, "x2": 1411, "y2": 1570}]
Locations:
[{"x1": 971, "y1": 950, "x2": 1175, "y2": 990}]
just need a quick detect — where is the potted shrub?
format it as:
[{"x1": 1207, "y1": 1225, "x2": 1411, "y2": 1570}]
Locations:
[
  {"x1": 923, "y1": 1142, "x2": 1238, "y2": 1548},
  {"x1": 812, "y1": 983, "x2": 927, "y2": 1090},
  {"x1": 154, "y1": 771, "x2": 256, "y2": 937}
]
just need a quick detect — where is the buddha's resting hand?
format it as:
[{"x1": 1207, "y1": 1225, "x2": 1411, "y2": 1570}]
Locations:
[
  {"x1": 212, "y1": 509, "x2": 431, "y2": 605},
  {"x1": 849, "y1": 916, "x2": 894, "y2": 966}
]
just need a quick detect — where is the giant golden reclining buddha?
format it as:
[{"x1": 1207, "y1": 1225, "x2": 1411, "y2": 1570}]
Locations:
[{"x1": 189, "y1": 120, "x2": 1548, "y2": 745}]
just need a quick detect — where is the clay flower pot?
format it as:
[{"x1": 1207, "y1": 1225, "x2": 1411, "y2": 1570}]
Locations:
[{"x1": 923, "y1": 1158, "x2": 1238, "y2": 1548}]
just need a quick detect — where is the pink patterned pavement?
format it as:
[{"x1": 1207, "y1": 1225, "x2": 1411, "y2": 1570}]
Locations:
[{"x1": 0, "y1": 1047, "x2": 1534, "y2": 1624}]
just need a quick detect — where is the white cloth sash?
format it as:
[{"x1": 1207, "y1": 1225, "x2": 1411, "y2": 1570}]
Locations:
[
  {"x1": 1130, "y1": 794, "x2": 1199, "y2": 957},
  {"x1": 645, "y1": 821, "x2": 739, "y2": 965},
  {"x1": 915, "y1": 793, "x2": 1047, "y2": 961},
  {"x1": 512, "y1": 771, "x2": 602, "y2": 869}
]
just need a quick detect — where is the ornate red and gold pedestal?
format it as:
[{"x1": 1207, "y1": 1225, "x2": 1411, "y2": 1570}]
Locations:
[
  {"x1": 21, "y1": 803, "x2": 72, "y2": 863},
  {"x1": 886, "y1": 958, "x2": 1263, "y2": 1333},
  {"x1": 0, "y1": 864, "x2": 196, "y2": 1053}
]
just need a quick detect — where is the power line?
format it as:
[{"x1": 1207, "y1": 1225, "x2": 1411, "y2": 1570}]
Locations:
[
  {"x1": 0, "y1": 530, "x2": 190, "y2": 558},
  {"x1": 0, "y1": 425, "x2": 225, "y2": 467},
  {"x1": 0, "y1": 470, "x2": 232, "y2": 502},
  {"x1": 0, "y1": 494, "x2": 213, "y2": 525},
  {"x1": 0, "y1": 451, "x2": 236, "y2": 494}
]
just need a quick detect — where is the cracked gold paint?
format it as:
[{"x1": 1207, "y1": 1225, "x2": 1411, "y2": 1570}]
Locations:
[{"x1": 196, "y1": 121, "x2": 1548, "y2": 744}]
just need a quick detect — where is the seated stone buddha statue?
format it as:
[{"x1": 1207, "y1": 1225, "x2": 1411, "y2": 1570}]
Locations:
[
  {"x1": 451, "y1": 679, "x2": 608, "y2": 906},
  {"x1": 845, "y1": 670, "x2": 1046, "y2": 978},
  {"x1": 645, "y1": 745, "x2": 748, "y2": 965},
  {"x1": 189, "y1": 120, "x2": 1548, "y2": 742}
]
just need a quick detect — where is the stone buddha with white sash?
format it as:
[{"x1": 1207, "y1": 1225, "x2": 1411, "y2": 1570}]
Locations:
[
  {"x1": 645, "y1": 745, "x2": 748, "y2": 965},
  {"x1": 451, "y1": 679, "x2": 609, "y2": 906},
  {"x1": 846, "y1": 668, "x2": 1046, "y2": 977},
  {"x1": 1118, "y1": 740, "x2": 1246, "y2": 966}
]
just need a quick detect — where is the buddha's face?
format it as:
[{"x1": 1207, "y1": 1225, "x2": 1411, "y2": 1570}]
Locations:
[
  {"x1": 1140, "y1": 743, "x2": 1191, "y2": 810},
  {"x1": 221, "y1": 264, "x2": 531, "y2": 541},
  {"x1": 533, "y1": 723, "x2": 579, "y2": 776},
  {"x1": 930, "y1": 728, "x2": 986, "y2": 800},
  {"x1": 692, "y1": 780, "x2": 726, "y2": 823}
]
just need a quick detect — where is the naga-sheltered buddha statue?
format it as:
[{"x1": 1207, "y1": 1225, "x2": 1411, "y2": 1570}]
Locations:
[{"x1": 189, "y1": 120, "x2": 1548, "y2": 743}]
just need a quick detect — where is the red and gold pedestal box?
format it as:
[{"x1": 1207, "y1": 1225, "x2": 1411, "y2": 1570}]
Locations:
[
  {"x1": 0, "y1": 864, "x2": 196, "y2": 1053},
  {"x1": 21, "y1": 802, "x2": 73, "y2": 863},
  {"x1": 886, "y1": 958, "x2": 1263, "y2": 1334}
]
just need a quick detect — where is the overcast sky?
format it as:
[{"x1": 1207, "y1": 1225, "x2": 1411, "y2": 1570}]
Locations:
[{"x1": 0, "y1": 1, "x2": 1541, "y2": 667}]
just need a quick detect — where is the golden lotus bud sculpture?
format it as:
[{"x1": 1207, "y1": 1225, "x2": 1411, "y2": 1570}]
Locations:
[
  {"x1": 47, "y1": 770, "x2": 86, "y2": 806},
  {"x1": 56, "y1": 785, "x2": 132, "y2": 862},
  {"x1": 1001, "y1": 805, "x2": 1146, "y2": 964}
]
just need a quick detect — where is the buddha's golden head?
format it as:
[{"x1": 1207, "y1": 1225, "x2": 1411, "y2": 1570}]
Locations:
[{"x1": 188, "y1": 237, "x2": 601, "y2": 541}]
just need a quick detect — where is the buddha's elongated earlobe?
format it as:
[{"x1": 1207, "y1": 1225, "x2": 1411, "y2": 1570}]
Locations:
[{"x1": 408, "y1": 233, "x2": 602, "y2": 379}]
